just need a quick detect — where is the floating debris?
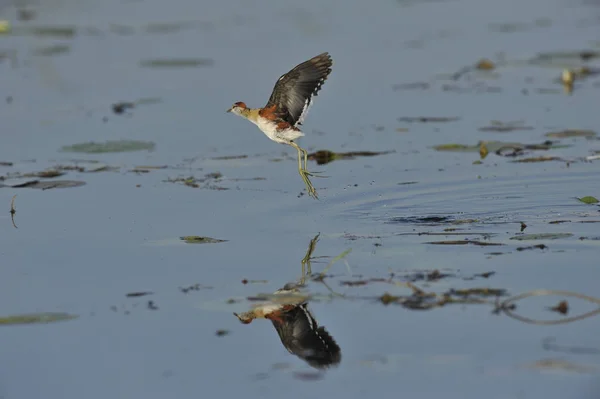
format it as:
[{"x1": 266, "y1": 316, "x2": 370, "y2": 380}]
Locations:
[
  {"x1": 549, "y1": 300, "x2": 569, "y2": 315},
  {"x1": 125, "y1": 292, "x2": 153, "y2": 298},
  {"x1": 215, "y1": 329, "x2": 230, "y2": 337},
  {"x1": 210, "y1": 154, "x2": 248, "y2": 160},
  {"x1": 433, "y1": 140, "x2": 568, "y2": 154},
  {"x1": 545, "y1": 130, "x2": 596, "y2": 139},
  {"x1": 516, "y1": 244, "x2": 547, "y2": 251},
  {"x1": 0, "y1": 180, "x2": 86, "y2": 190},
  {"x1": 425, "y1": 240, "x2": 503, "y2": 246},
  {"x1": 180, "y1": 236, "x2": 228, "y2": 244},
  {"x1": 520, "y1": 222, "x2": 527, "y2": 232},
  {"x1": 510, "y1": 156, "x2": 563, "y2": 163},
  {"x1": 61, "y1": 140, "x2": 156, "y2": 153},
  {"x1": 510, "y1": 233, "x2": 573, "y2": 241},
  {"x1": 398, "y1": 116, "x2": 460, "y2": 123},
  {"x1": 475, "y1": 58, "x2": 496, "y2": 70},
  {"x1": 165, "y1": 172, "x2": 228, "y2": 190},
  {"x1": 478, "y1": 120, "x2": 534, "y2": 132},
  {"x1": 112, "y1": 102, "x2": 135, "y2": 114},
  {"x1": 179, "y1": 283, "x2": 213, "y2": 293}
]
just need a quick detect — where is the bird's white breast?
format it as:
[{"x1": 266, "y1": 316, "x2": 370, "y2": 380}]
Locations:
[{"x1": 255, "y1": 116, "x2": 305, "y2": 144}]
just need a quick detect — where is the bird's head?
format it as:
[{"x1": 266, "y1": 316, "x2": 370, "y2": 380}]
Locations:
[
  {"x1": 233, "y1": 311, "x2": 255, "y2": 324},
  {"x1": 226, "y1": 101, "x2": 247, "y2": 115}
]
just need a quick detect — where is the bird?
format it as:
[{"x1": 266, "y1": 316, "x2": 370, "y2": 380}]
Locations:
[
  {"x1": 234, "y1": 283, "x2": 342, "y2": 369},
  {"x1": 227, "y1": 52, "x2": 333, "y2": 199}
]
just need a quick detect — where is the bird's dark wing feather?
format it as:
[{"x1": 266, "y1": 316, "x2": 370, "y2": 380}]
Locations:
[
  {"x1": 265, "y1": 52, "x2": 333, "y2": 127},
  {"x1": 270, "y1": 303, "x2": 341, "y2": 369}
]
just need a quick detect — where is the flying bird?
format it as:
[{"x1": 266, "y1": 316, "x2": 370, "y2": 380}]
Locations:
[{"x1": 227, "y1": 52, "x2": 333, "y2": 199}]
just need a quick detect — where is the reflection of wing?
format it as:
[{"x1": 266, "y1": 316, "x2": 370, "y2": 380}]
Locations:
[
  {"x1": 269, "y1": 303, "x2": 341, "y2": 369},
  {"x1": 265, "y1": 53, "x2": 333, "y2": 127}
]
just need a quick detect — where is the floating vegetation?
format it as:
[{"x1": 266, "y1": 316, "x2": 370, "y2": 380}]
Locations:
[
  {"x1": 180, "y1": 236, "x2": 228, "y2": 244},
  {"x1": 510, "y1": 156, "x2": 564, "y2": 163},
  {"x1": 125, "y1": 292, "x2": 153, "y2": 298},
  {"x1": 165, "y1": 172, "x2": 228, "y2": 190},
  {"x1": 210, "y1": 154, "x2": 248, "y2": 160},
  {"x1": 61, "y1": 140, "x2": 156, "y2": 153},
  {"x1": 139, "y1": 58, "x2": 214, "y2": 68},
  {"x1": 510, "y1": 233, "x2": 573, "y2": 241},
  {"x1": 478, "y1": 120, "x2": 534, "y2": 132},
  {"x1": 545, "y1": 130, "x2": 597, "y2": 139},
  {"x1": 529, "y1": 50, "x2": 600, "y2": 65},
  {"x1": 432, "y1": 140, "x2": 569, "y2": 155},
  {"x1": 398, "y1": 116, "x2": 460, "y2": 123},
  {"x1": 0, "y1": 312, "x2": 77, "y2": 325},
  {"x1": 0, "y1": 180, "x2": 86, "y2": 190},
  {"x1": 179, "y1": 283, "x2": 213, "y2": 293},
  {"x1": 516, "y1": 244, "x2": 548, "y2": 251},
  {"x1": 425, "y1": 240, "x2": 503, "y2": 246},
  {"x1": 307, "y1": 149, "x2": 395, "y2": 165},
  {"x1": 577, "y1": 196, "x2": 599, "y2": 204}
]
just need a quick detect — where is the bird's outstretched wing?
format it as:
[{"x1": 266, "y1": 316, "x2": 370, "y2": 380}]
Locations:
[{"x1": 265, "y1": 52, "x2": 333, "y2": 127}]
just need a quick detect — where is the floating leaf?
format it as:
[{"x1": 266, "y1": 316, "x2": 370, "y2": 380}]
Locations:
[
  {"x1": 577, "y1": 196, "x2": 599, "y2": 204},
  {"x1": 545, "y1": 130, "x2": 596, "y2": 139},
  {"x1": 0, "y1": 312, "x2": 77, "y2": 325},
  {"x1": 180, "y1": 236, "x2": 228, "y2": 244},
  {"x1": 510, "y1": 233, "x2": 573, "y2": 241},
  {"x1": 61, "y1": 140, "x2": 156, "y2": 153}
]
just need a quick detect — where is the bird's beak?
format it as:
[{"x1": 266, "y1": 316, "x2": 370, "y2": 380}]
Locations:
[{"x1": 226, "y1": 107, "x2": 232, "y2": 113}]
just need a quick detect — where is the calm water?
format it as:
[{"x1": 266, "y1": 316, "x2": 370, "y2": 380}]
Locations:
[{"x1": 1, "y1": 0, "x2": 599, "y2": 397}]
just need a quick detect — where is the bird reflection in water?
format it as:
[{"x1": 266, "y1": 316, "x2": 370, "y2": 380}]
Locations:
[{"x1": 234, "y1": 234, "x2": 342, "y2": 369}]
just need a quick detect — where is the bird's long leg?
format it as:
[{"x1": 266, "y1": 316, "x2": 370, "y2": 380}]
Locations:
[
  {"x1": 298, "y1": 147, "x2": 327, "y2": 178},
  {"x1": 289, "y1": 142, "x2": 318, "y2": 199}
]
